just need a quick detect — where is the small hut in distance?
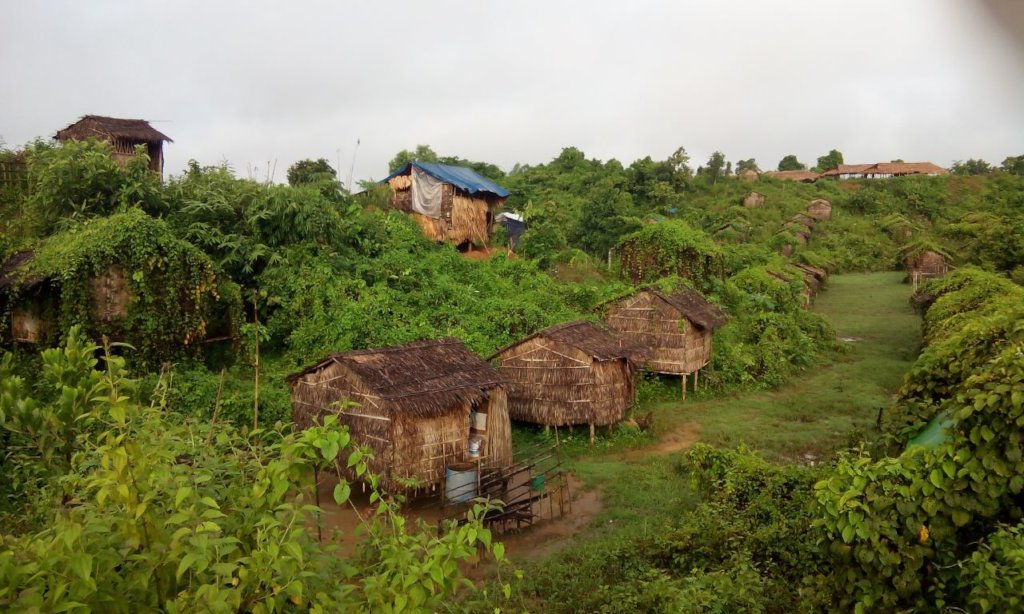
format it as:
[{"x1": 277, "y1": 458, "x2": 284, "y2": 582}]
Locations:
[
  {"x1": 491, "y1": 321, "x2": 645, "y2": 445},
  {"x1": 381, "y1": 161, "x2": 509, "y2": 249},
  {"x1": 604, "y1": 288, "x2": 727, "y2": 398},
  {"x1": 55, "y1": 115, "x2": 173, "y2": 178},
  {"x1": 903, "y1": 247, "x2": 951, "y2": 290},
  {"x1": 288, "y1": 338, "x2": 512, "y2": 492}
]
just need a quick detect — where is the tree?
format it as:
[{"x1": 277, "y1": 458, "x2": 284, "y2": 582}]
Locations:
[
  {"x1": 387, "y1": 145, "x2": 440, "y2": 171},
  {"x1": 815, "y1": 149, "x2": 844, "y2": 172},
  {"x1": 1001, "y1": 155, "x2": 1024, "y2": 175},
  {"x1": 736, "y1": 158, "x2": 760, "y2": 173},
  {"x1": 777, "y1": 155, "x2": 806, "y2": 171},
  {"x1": 286, "y1": 158, "x2": 336, "y2": 186},
  {"x1": 950, "y1": 159, "x2": 992, "y2": 175},
  {"x1": 701, "y1": 151, "x2": 727, "y2": 184},
  {"x1": 667, "y1": 146, "x2": 693, "y2": 178}
]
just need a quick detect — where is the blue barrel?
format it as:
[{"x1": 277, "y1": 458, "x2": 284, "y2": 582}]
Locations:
[{"x1": 445, "y1": 463, "x2": 478, "y2": 503}]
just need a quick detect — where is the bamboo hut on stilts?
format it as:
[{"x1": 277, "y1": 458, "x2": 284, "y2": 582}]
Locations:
[
  {"x1": 603, "y1": 288, "x2": 727, "y2": 401},
  {"x1": 288, "y1": 338, "x2": 512, "y2": 494},
  {"x1": 379, "y1": 161, "x2": 509, "y2": 250},
  {"x1": 490, "y1": 321, "x2": 646, "y2": 447}
]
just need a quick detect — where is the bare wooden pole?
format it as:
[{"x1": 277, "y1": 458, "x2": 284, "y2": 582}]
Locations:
[
  {"x1": 206, "y1": 368, "x2": 226, "y2": 447},
  {"x1": 252, "y1": 291, "x2": 260, "y2": 431},
  {"x1": 681, "y1": 373, "x2": 687, "y2": 402},
  {"x1": 589, "y1": 423, "x2": 595, "y2": 448}
]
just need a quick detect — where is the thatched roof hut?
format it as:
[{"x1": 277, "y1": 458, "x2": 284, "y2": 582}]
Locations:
[
  {"x1": 380, "y1": 161, "x2": 509, "y2": 248},
  {"x1": 288, "y1": 338, "x2": 511, "y2": 492},
  {"x1": 490, "y1": 321, "x2": 645, "y2": 429},
  {"x1": 55, "y1": 115, "x2": 172, "y2": 178},
  {"x1": 739, "y1": 169, "x2": 759, "y2": 182},
  {"x1": 764, "y1": 170, "x2": 820, "y2": 182},
  {"x1": 904, "y1": 249, "x2": 950, "y2": 288},
  {"x1": 0, "y1": 211, "x2": 231, "y2": 359},
  {"x1": 806, "y1": 198, "x2": 832, "y2": 221},
  {"x1": 742, "y1": 192, "x2": 765, "y2": 208},
  {"x1": 604, "y1": 288, "x2": 727, "y2": 376}
]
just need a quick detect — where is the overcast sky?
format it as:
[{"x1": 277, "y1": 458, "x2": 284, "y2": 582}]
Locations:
[{"x1": 2, "y1": 0, "x2": 1023, "y2": 185}]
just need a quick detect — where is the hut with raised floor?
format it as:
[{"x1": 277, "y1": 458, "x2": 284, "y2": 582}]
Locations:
[
  {"x1": 490, "y1": 321, "x2": 645, "y2": 441},
  {"x1": 288, "y1": 338, "x2": 512, "y2": 492},
  {"x1": 902, "y1": 246, "x2": 951, "y2": 290},
  {"x1": 55, "y1": 115, "x2": 173, "y2": 179},
  {"x1": 380, "y1": 161, "x2": 509, "y2": 249},
  {"x1": 806, "y1": 198, "x2": 832, "y2": 221},
  {"x1": 603, "y1": 288, "x2": 727, "y2": 394}
]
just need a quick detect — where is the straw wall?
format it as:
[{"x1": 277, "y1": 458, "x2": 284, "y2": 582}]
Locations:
[
  {"x1": 497, "y1": 339, "x2": 632, "y2": 427},
  {"x1": 449, "y1": 194, "x2": 490, "y2": 245},
  {"x1": 907, "y1": 250, "x2": 948, "y2": 278},
  {"x1": 89, "y1": 264, "x2": 130, "y2": 321},
  {"x1": 391, "y1": 409, "x2": 468, "y2": 489},
  {"x1": 485, "y1": 387, "x2": 513, "y2": 468},
  {"x1": 605, "y1": 293, "x2": 712, "y2": 375},
  {"x1": 11, "y1": 303, "x2": 48, "y2": 343},
  {"x1": 290, "y1": 361, "x2": 396, "y2": 483}
]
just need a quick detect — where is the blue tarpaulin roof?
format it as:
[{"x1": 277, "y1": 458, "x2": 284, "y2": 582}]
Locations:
[{"x1": 381, "y1": 161, "x2": 510, "y2": 198}]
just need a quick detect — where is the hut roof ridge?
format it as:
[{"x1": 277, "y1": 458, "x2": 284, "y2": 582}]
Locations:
[
  {"x1": 646, "y1": 288, "x2": 728, "y2": 330},
  {"x1": 379, "y1": 161, "x2": 510, "y2": 198},
  {"x1": 490, "y1": 320, "x2": 647, "y2": 363},
  {"x1": 288, "y1": 338, "x2": 504, "y2": 416},
  {"x1": 55, "y1": 115, "x2": 173, "y2": 143}
]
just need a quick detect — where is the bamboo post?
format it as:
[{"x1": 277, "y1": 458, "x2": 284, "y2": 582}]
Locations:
[
  {"x1": 206, "y1": 368, "x2": 226, "y2": 447},
  {"x1": 694, "y1": 369, "x2": 699, "y2": 393},
  {"x1": 252, "y1": 291, "x2": 260, "y2": 431},
  {"x1": 589, "y1": 423, "x2": 595, "y2": 448},
  {"x1": 681, "y1": 373, "x2": 687, "y2": 402}
]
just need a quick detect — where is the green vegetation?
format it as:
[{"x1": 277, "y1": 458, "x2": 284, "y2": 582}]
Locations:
[{"x1": 2, "y1": 136, "x2": 1024, "y2": 611}]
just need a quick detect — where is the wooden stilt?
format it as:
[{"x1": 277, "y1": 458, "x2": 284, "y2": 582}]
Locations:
[
  {"x1": 682, "y1": 373, "x2": 687, "y2": 402},
  {"x1": 694, "y1": 369, "x2": 699, "y2": 393},
  {"x1": 589, "y1": 423, "x2": 595, "y2": 448},
  {"x1": 545, "y1": 425, "x2": 550, "y2": 437}
]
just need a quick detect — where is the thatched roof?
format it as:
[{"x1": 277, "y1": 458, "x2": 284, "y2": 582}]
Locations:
[
  {"x1": 820, "y1": 162, "x2": 948, "y2": 177},
  {"x1": 492, "y1": 320, "x2": 645, "y2": 363},
  {"x1": 55, "y1": 115, "x2": 173, "y2": 144},
  {"x1": 288, "y1": 338, "x2": 503, "y2": 418},
  {"x1": 649, "y1": 288, "x2": 728, "y2": 330},
  {"x1": 765, "y1": 170, "x2": 820, "y2": 182},
  {"x1": 0, "y1": 251, "x2": 42, "y2": 291}
]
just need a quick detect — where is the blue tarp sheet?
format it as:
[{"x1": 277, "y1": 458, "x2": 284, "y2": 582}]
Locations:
[{"x1": 381, "y1": 161, "x2": 510, "y2": 198}]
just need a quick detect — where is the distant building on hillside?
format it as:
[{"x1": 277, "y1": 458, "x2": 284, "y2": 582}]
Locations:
[
  {"x1": 55, "y1": 115, "x2": 172, "y2": 179},
  {"x1": 763, "y1": 170, "x2": 820, "y2": 182},
  {"x1": 820, "y1": 162, "x2": 948, "y2": 180},
  {"x1": 380, "y1": 161, "x2": 509, "y2": 249}
]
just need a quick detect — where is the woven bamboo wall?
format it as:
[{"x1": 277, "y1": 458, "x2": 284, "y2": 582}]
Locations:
[
  {"x1": 497, "y1": 338, "x2": 631, "y2": 427},
  {"x1": 605, "y1": 293, "x2": 712, "y2": 375},
  {"x1": 89, "y1": 264, "x2": 130, "y2": 321}
]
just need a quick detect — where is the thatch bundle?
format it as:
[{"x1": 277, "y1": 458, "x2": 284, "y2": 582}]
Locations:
[
  {"x1": 491, "y1": 321, "x2": 645, "y2": 427},
  {"x1": 742, "y1": 192, "x2": 765, "y2": 208},
  {"x1": 388, "y1": 175, "x2": 412, "y2": 191},
  {"x1": 450, "y1": 194, "x2": 491, "y2": 245},
  {"x1": 413, "y1": 213, "x2": 447, "y2": 242},
  {"x1": 604, "y1": 288, "x2": 727, "y2": 376},
  {"x1": 288, "y1": 338, "x2": 511, "y2": 492},
  {"x1": 806, "y1": 199, "x2": 832, "y2": 221}
]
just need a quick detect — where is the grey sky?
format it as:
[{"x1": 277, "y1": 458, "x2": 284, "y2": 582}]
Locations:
[{"x1": 2, "y1": 0, "x2": 1023, "y2": 185}]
